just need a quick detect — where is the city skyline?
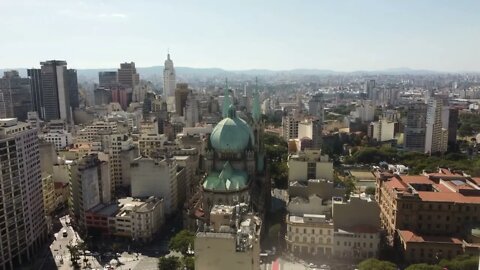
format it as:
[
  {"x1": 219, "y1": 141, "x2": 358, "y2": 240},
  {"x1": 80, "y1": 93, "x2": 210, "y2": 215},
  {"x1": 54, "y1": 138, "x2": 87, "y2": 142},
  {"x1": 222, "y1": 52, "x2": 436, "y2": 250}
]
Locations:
[{"x1": 1, "y1": 0, "x2": 480, "y2": 72}]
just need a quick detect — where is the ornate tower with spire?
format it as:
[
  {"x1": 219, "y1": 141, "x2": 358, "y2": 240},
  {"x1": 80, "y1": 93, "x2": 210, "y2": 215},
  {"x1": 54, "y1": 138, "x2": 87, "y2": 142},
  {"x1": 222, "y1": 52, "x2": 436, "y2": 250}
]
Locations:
[
  {"x1": 163, "y1": 53, "x2": 176, "y2": 98},
  {"x1": 222, "y1": 78, "x2": 232, "y2": 118}
]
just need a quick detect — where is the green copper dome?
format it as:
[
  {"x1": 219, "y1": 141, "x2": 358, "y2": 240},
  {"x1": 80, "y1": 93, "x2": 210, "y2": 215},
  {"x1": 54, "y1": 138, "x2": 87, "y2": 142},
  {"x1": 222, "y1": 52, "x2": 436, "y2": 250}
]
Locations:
[
  {"x1": 203, "y1": 161, "x2": 248, "y2": 191},
  {"x1": 210, "y1": 105, "x2": 254, "y2": 153}
]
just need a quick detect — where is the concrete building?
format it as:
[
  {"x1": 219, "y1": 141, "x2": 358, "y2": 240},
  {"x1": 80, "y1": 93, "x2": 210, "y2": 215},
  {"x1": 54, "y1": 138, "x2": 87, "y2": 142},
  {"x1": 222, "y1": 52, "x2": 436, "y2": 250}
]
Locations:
[
  {"x1": 0, "y1": 119, "x2": 47, "y2": 270},
  {"x1": 130, "y1": 157, "x2": 178, "y2": 215},
  {"x1": 163, "y1": 54, "x2": 176, "y2": 98},
  {"x1": 375, "y1": 168, "x2": 480, "y2": 263},
  {"x1": 86, "y1": 196, "x2": 164, "y2": 242},
  {"x1": 425, "y1": 97, "x2": 447, "y2": 154},
  {"x1": 98, "y1": 71, "x2": 117, "y2": 87},
  {"x1": 352, "y1": 100, "x2": 375, "y2": 122},
  {"x1": 38, "y1": 130, "x2": 73, "y2": 150},
  {"x1": 138, "y1": 133, "x2": 168, "y2": 157},
  {"x1": 285, "y1": 214, "x2": 334, "y2": 257},
  {"x1": 42, "y1": 173, "x2": 56, "y2": 215},
  {"x1": 94, "y1": 87, "x2": 112, "y2": 105},
  {"x1": 69, "y1": 154, "x2": 110, "y2": 232},
  {"x1": 368, "y1": 119, "x2": 395, "y2": 142},
  {"x1": 288, "y1": 149, "x2": 334, "y2": 182},
  {"x1": 195, "y1": 204, "x2": 262, "y2": 270},
  {"x1": 287, "y1": 194, "x2": 332, "y2": 217},
  {"x1": 0, "y1": 71, "x2": 32, "y2": 121},
  {"x1": 308, "y1": 93, "x2": 324, "y2": 122},
  {"x1": 185, "y1": 91, "x2": 200, "y2": 127},
  {"x1": 404, "y1": 103, "x2": 427, "y2": 152},
  {"x1": 117, "y1": 62, "x2": 139, "y2": 89},
  {"x1": 27, "y1": 60, "x2": 74, "y2": 123},
  {"x1": 175, "y1": 83, "x2": 190, "y2": 116},
  {"x1": 332, "y1": 194, "x2": 381, "y2": 260},
  {"x1": 282, "y1": 110, "x2": 302, "y2": 140}
]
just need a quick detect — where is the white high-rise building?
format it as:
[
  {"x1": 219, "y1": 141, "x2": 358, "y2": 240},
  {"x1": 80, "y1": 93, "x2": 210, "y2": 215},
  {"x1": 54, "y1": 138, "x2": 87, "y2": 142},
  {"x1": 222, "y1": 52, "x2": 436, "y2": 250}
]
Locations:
[
  {"x1": 0, "y1": 118, "x2": 47, "y2": 270},
  {"x1": 163, "y1": 53, "x2": 176, "y2": 98}
]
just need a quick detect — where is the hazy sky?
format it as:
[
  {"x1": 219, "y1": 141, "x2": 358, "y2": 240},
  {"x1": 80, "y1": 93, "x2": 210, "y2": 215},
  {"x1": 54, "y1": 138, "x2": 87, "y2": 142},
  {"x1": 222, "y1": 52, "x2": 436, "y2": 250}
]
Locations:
[{"x1": 1, "y1": 0, "x2": 480, "y2": 71}]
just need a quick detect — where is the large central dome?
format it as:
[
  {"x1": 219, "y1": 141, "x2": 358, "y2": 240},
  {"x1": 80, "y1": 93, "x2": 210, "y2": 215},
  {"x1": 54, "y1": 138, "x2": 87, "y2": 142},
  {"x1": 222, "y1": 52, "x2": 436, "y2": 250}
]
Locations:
[{"x1": 210, "y1": 105, "x2": 254, "y2": 153}]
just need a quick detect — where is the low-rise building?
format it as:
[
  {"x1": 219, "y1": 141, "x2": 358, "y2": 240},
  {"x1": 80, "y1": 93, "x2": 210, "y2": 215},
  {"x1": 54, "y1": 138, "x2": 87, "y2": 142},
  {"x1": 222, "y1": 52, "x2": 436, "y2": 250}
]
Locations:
[
  {"x1": 375, "y1": 168, "x2": 480, "y2": 263},
  {"x1": 285, "y1": 214, "x2": 334, "y2": 257},
  {"x1": 195, "y1": 204, "x2": 262, "y2": 270},
  {"x1": 86, "y1": 197, "x2": 164, "y2": 242},
  {"x1": 288, "y1": 149, "x2": 333, "y2": 182},
  {"x1": 333, "y1": 225, "x2": 381, "y2": 260}
]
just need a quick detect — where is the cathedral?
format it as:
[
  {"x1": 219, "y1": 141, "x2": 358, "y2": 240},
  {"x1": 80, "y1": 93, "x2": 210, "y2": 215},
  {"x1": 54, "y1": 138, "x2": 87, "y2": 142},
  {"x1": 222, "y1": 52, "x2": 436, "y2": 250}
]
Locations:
[{"x1": 185, "y1": 81, "x2": 269, "y2": 228}]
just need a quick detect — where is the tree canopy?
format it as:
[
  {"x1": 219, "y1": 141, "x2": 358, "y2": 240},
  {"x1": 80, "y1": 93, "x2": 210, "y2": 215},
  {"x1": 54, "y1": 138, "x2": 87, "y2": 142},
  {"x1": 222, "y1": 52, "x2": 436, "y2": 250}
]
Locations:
[
  {"x1": 169, "y1": 230, "x2": 195, "y2": 254},
  {"x1": 358, "y1": 258, "x2": 397, "y2": 270},
  {"x1": 159, "y1": 256, "x2": 181, "y2": 270}
]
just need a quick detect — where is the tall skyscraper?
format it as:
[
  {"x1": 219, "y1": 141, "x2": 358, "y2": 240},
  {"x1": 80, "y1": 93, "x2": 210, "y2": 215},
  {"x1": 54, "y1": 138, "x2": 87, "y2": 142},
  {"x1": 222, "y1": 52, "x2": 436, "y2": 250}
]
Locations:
[
  {"x1": 163, "y1": 54, "x2": 176, "y2": 98},
  {"x1": 425, "y1": 97, "x2": 447, "y2": 154},
  {"x1": 185, "y1": 92, "x2": 200, "y2": 127},
  {"x1": 0, "y1": 71, "x2": 32, "y2": 121},
  {"x1": 0, "y1": 119, "x2": 46, "y2": 270},
  {"x1": 404, "y1": 103, "x2": 427, "y2": 152},
  {"x1": 27, "y1": 60, "x2": 76, "y2": 123},
  {"x1": 117, "y1": 62, "x2": 139, "y2": 89},
  {"x1": 40, "y1": 60, "x2": 71, "y2": 122},
  {"x1": 26, "y1": 68, "x2": 42, "y2": 117},
  {"x1": 175, "y1": 83, "x2": 190, "y2": 116},
  {"x1": 365, "y1": 79, "x2": 376, "y2": 100},
  {"x1": 98, "y1": 71, "x2": 118, "y2": 87},
  {"x1": 67, "y1": 69, "x2": 79, "y2": 109},
  {"x1": 308, "y1": 93, "x2": 325, "y2": 122}
]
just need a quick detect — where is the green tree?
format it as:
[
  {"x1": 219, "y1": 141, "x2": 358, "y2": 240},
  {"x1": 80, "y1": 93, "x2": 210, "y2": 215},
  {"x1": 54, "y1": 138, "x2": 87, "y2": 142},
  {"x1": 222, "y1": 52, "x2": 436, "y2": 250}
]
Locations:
[
  {"x1": 169, "y1": 230, "x2": 195, "y2": 254},
  {"x1": 183, "y1": 256, "x2": 195, "y2": 270},
  {"x1": 439, "y1": 255, "x2": 479, "y2": 270},
  {"x1": 358, "y1": 258, "x2": 397, "y2": 270},
  {"x1": 405, "y1": 263, "x2": 442, "y2": 270},
  {"x1": 159, "y1": 256, "x2": 181, "y2": 270}
]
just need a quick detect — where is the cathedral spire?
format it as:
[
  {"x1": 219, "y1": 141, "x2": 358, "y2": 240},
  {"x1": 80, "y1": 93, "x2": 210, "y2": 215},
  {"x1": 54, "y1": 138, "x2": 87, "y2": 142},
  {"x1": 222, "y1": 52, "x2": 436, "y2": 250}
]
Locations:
[
  {"x1": 222, "y1": 78, "x2": 232, "y2": 118},
  {"x1": 252, "y1": 77, "x2": 261, "y2": 123}
]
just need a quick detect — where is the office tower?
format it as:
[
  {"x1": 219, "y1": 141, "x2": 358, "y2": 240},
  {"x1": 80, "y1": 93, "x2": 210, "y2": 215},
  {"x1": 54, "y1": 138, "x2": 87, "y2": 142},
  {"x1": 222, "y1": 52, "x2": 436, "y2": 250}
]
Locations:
[
  {"x1": 98, "y1": 71, "x2": 118, "y2": 87},
  {"x1": 403, "y1": 103, "x2": 427, "y2": 152},
  {"x1": 185, "y1": 92, "x2": 200, "y2": 127},
  {"x1": 40, "y1": 60, "x2": 71, "y2": 122},
  {"x1": 311, "y1": 119, "x2": 323, "y2": 149},
  {"x1": 67, "y1": 69, "x2": 79, "y2": 109},
  {"x1": 175, "y1": 83, "x2": 190, "y2": 116},
  {"x1": 308, "y1": 93, "x2": 324, "y2": 122},
  {"x1": 27, "y1": 69, "x2": 42, "y2": 116},
  {"x1": 94, "y1": 87, "x2": 112, "y2": 106},
  {"x1": 365, "y1": 79, "x2": 376, "y2": 100},
  {"x1": 0, "y1": 71, "x2": 32, "y2": 121},
  {"x1": 163, "y1": 54, "x2": 176, "y2": 97},
  {"x1": 425, "y1": 97, "x2": 447, "y2": 154},
  {"x1": 28, "y1": 60, "x2": 72, "y2": 123},
  {"x1": 117, "y1": 62, "x2": 139, "y2": 89},
  {"x1": 0, "y1": 119, "x2": 46, "y2": 270},
  {"x1": 0, "y1": 89, "x2": 12, "y2": 119},
  {"x1": 440, "y1": 104, "x2": 459, "y2": 148},
  {"x1": 110, "y1": 85, "x2": 129, "y2": 110}
]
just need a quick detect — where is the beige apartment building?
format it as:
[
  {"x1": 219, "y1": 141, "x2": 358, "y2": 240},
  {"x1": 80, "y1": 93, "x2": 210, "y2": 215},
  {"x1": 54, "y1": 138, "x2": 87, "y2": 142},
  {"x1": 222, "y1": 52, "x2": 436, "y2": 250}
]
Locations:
[
  {"x1": 288, "y1": 149, "x2": 334, "y2": 182},
  {"x1": 375, "y1": 168, "x2": 480, "y2": 263},
  {"x1": 285, "y1": 214, "x2": 334, "y2": 257}
]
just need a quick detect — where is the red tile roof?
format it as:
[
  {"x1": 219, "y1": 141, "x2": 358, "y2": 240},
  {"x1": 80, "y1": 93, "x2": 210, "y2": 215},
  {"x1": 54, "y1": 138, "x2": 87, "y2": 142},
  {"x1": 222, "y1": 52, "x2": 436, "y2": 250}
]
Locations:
[{"x1": 398, "y1": 229, "x2": 463, "y2": 244}]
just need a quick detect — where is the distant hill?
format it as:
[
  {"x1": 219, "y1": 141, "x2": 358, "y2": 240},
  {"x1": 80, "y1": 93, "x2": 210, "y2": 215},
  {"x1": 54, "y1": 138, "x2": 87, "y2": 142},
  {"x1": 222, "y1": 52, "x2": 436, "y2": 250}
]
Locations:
[{"x1": 0, "y1": 66, "x2": 448, "y2": 83}]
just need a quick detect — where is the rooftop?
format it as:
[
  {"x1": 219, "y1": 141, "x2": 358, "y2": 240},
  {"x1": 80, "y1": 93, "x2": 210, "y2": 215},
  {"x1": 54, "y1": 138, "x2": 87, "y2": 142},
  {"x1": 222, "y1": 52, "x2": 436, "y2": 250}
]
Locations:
[
  {"x1": 398, "y1": 229, "x2": 463, "y2": 244},
  {"x1": 378, "y1": 168, "x2": 480, "y2": 204}
]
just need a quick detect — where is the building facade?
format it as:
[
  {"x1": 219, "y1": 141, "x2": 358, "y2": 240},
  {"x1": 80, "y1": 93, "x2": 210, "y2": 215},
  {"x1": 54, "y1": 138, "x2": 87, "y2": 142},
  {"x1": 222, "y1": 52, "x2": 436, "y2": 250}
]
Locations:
[
  {"x1": 163, "y1": 54, "x2": 176, "y2": 98},
  {"x1": 0, "y1": 119, "x2": 47, "y2": 270}
]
